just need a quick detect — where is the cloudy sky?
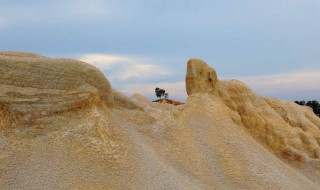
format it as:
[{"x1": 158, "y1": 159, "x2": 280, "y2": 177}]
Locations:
[{"x1": 1, "y1": 0, "x2": 319, "y2": 101}]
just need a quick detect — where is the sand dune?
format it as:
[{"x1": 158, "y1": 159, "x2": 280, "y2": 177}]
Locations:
[{"x1": 0, "y1": 52, "x2": 319, "y2": 189}]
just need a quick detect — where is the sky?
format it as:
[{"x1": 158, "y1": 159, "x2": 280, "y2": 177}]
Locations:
[{"x1": 1, "y1": 0, "x2": 319, "y2": 101}]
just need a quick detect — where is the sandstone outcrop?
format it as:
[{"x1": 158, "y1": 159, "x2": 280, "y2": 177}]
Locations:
[
  {"x1": 216, "y1": 80, "x2": 320, "y2": 163},
  {"x1": 185, "y1": 58, "x2": 218, "y2": 95},
  {"x1": 1, "y1": 52, "x2": 319, "y2": 189},
  {"x1": 0, "y1": 51, "x2": 113, "y2": 129},
  {"x1": 185, "y1": 58, "x2": 320, "y2": 175}
]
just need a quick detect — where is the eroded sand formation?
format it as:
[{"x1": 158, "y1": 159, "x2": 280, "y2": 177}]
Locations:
[{"x1": 0, "y1": 52, "x2": 319, "y2": 189}]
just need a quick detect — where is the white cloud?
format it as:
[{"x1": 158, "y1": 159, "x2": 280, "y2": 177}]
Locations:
[
  {"x1": 79, "y1": 53, "x2": 171, "y2": 81},
  {"x1": 235, "y1": 71, "x2": 320, "y2": 100},
  {"x1": 79, "y1": 53, "x2": 182, "y2": 101},
  {"x1": 80, "y1": 54, "x2": 130, "y2": 70}
]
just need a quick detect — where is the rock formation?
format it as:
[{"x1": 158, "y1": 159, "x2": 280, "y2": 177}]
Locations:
[
  {"x1": 0, "y1": 51, "x2": 113, "y2": 130},
  {"x1": 185, "y1": 58, "x2": 218, "y2": 95},
  {"x1": 185, "y1": 58, "x2": 320, "y2": 167},
  {"x1": 1, "y1": 52, "x2": 319, "y2": 189}
]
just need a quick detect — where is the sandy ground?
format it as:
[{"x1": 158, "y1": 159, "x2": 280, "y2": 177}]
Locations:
[{"x1": 1, "y1": 93, "x2": 319, "y2": 189}]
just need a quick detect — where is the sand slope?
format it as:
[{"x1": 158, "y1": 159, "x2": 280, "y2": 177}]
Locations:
[{"x1": 0, "y1": 52, "x2": 319, "y2": 189}]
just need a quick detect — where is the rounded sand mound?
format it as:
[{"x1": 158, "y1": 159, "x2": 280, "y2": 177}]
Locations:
[{"x1": 0, "y1": 51, "x2": 113, "y2": 128}]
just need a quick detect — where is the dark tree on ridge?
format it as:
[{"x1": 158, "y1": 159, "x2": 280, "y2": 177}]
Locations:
[
  {"x1": 294, "y1": 100, "x2": 320, "y2": 117},
  {"x1": 155, "y1": 87, "x2": 167, "y2": 100}
]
